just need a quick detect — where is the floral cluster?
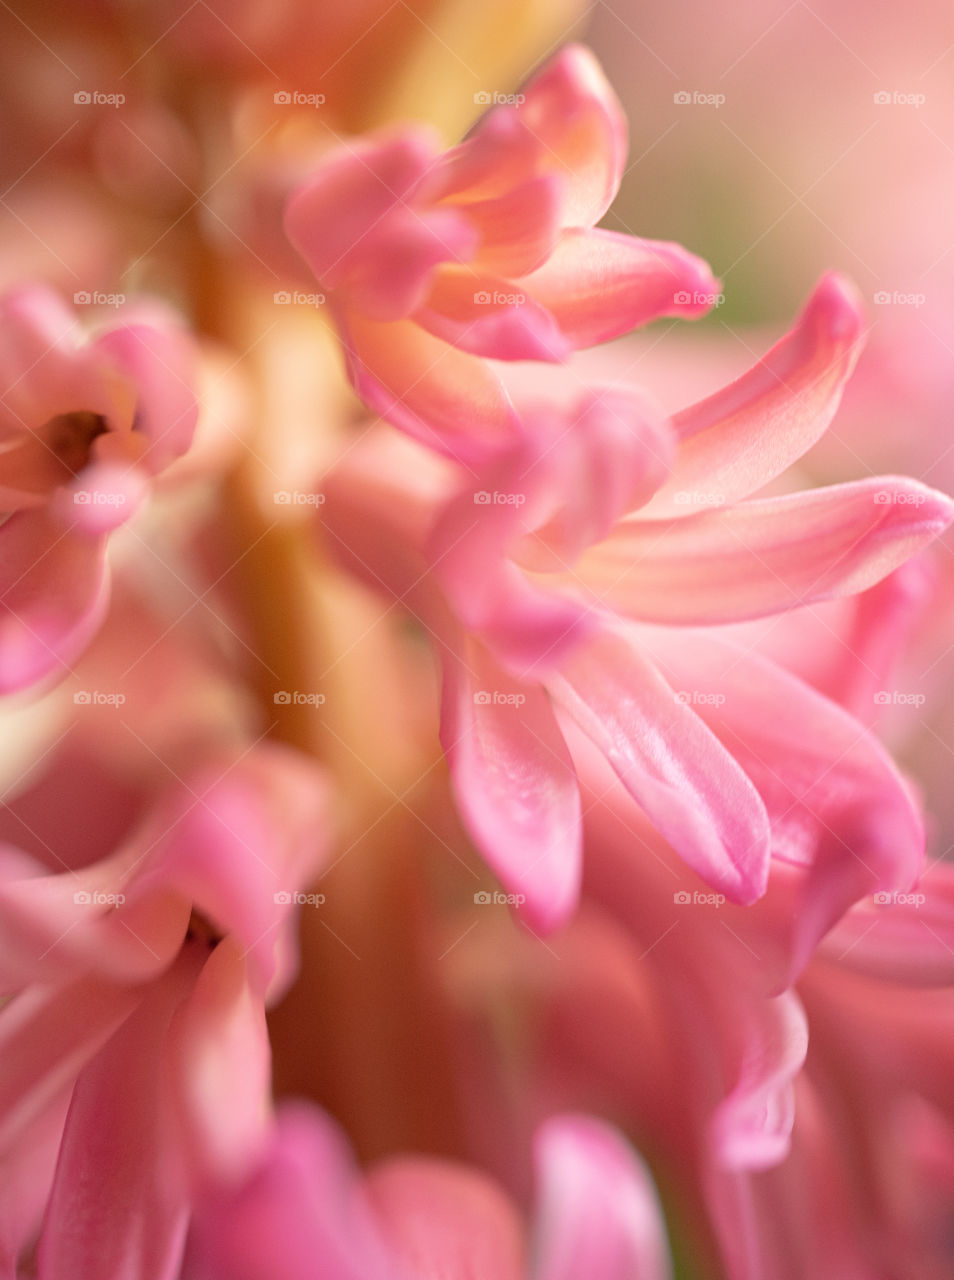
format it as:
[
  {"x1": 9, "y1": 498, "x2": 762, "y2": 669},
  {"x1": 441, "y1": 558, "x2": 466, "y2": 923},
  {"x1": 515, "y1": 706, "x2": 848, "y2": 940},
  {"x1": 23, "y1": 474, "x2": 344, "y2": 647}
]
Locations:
[{"x1": 1, "y1": 5, "x2": 953, "y2": 1278}]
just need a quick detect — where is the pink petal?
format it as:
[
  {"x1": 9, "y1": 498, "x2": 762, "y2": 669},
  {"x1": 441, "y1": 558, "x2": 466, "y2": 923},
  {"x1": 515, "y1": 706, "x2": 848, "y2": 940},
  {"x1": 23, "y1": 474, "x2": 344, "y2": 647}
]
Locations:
[
  {"x1": 547, "y1": 625, "x2": 770, "y2": 904},
  {"x1": 437, "y1": 45, "x2": 627, "y2": 229},
  {"x1": 463, "y1": 174, "x2": 563, "y2": 278},
  {"x1": 709, "y1": 993, "x2": 808, "y2": 1171},
  {"x1": 533, "y1": 1114, "x2": 672, "y2": 1280},
  {"x1": 0, "y1": 287, "x2": 119, "y2": 436},
  {"x1": 0, "y1": 845, "x2": 187, "y2": 990},
  {"x1": 193, "y1": 1103, "x2": 395, "y2": 1280},
  {"x1": 640, "y1": 631, "x2": 926, "y2": 976},
  {"x1": 92, "y1": 320, "x2": 198, "y2": 472},
  {"x1": 577, "y1": 478, "x2": 954, "y2": 625},
  {"x1": 142, "y1": 745, "x2": 329, "y2": 997},
  {"x1": 440, "y1": 637, "x2": 581, "y2": 933},
  {"x1": 366, "y1": 1158, "x2": 525, "y2": 1280},
  {"x1": 284, "y1": 130, "x2": 475, "y2": 321},
  {"x1": 54, "y1": 459, "x2": 149, "y2": 534},
  {"x1": 36, "y1": 955, "x2": 198, "y2": 1280},
  {"x1": 336, "y1": 309, "x2": 520, "y2": 464},
  {"x1": 644, "y1": 273, "x2": 865, "y2": 515},
  {"x1": 166, "y1": 939, "x2": 271, "y2": 1188},
  {"x1": 0, "y1": 508, "x2": 109, "y2": 694},
  {"x1": 520, "y1": 228, "x2": 720, "y2": 348},
  {"x1": 515, "y1": 44, "x2": 628, "y2": 227},
  {"x1": 508, "y1": 390, "x2": 675, "y2": 572},
  {"x1": 415, "y1": 268, "x2": 570, "y2": 362},
  {"x1": 821, "y1": 863, "x2": 954, "y2": 986},
  {"x1": 0, "y1": 977, "x2": 138, "y2": 1155}
]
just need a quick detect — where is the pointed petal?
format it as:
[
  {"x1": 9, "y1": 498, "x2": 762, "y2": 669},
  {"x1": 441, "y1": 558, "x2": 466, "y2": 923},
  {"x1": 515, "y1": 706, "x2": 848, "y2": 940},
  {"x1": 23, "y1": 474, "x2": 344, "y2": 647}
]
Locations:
[
  {"x1": 645, "y1": 273, "x2": 865, "y2": 514},
  {"x1": 440, "y1": 638, "x2": 581, "y2": 933},
  {"x1": 640, "y1": 631, "x2": 926, "y2": 975},
  {"x1": 521, "y1": 229, "x2": 720, "y2": 348},
  {"x1": 578, "y1": 478, "x2": 954, "y2": 625},
  {"x1": 547, "y1": 626, "x2": 770, "y2": 904},
  {"x1": 533, "y1": 1114, "x2": 672, "y2": 1280},
  {"x1": 438, "y1": 45, "x2": 627, "y2": 229}
]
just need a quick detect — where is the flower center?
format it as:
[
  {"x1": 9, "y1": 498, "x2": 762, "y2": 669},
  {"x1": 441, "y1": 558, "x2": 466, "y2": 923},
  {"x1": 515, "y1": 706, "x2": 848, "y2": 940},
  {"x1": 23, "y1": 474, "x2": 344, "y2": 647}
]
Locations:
[{"x1": 39, "y1": 410, "x2": 108, "y2": 476}]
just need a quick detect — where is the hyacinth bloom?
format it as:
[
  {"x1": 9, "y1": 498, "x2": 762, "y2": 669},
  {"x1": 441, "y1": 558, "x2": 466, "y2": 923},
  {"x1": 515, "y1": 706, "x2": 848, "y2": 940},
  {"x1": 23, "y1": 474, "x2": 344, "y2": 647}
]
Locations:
[
  {"x1": 283, "y1": 44, "x2": 719, "y2": 462},
  {"x1": 193, "y1": 1104, "x2": 673, "y2": 1280},
  {"x1": 0, "y1": 739, "x2": 327, "y2": 1277},
  {"x1": 321, "y1": 271, "x2": 954, "y2": 934},
  {"x1": 0, "y1": 286, "x2": 197, "y2": 694},
  {"x1": 451, "y1": 755, "x2": 954, "y2": 1280}
]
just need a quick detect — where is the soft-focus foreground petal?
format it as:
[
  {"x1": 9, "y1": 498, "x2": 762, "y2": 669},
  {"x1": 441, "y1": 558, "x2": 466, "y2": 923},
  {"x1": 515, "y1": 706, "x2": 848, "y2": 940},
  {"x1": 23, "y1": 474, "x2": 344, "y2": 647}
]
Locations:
[
  {"x1": 0, "y1": 508, "x2": 108, "y2": 694},
  {"x1": 440, "y1": 637, "x2": 581, "y2": 933},
  {"x1": 645, "y1": 272, "x2": 865, "y2": 515},
  {"x1": 367, "y1": 1158, "x2": 525, "y2": 1280},
  {"x1": 36, "y1": 952, "x2": 201, "y2": 1280},
  {"x1": 167, "y1": 939, "x2": 272, "y2": 1189},
  {"x1": 193, "y1": 1105, "x2": 395, "y2": 1280},
  {"x1": 548, "y1": 624, "x2": 771, "y2": 904},
  {"x1": 532, "y1": 1114, "x2": 672, "y2": 1280},
  {"x1": 577, "y1": 477, "x2": 954, "y2": 625}
]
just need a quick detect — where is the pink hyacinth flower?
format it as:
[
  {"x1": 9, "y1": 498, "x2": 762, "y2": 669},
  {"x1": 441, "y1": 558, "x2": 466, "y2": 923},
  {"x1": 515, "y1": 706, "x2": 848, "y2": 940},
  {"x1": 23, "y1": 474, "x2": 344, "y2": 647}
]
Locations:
[
  {"x1": 0, "y1": 286, "x2": 197, "y2": 694},
  {"x1": 321, "y1": 272, "x2": 954, "y2": 933},
  {"x1": 284, "y1": 44, "x2": 718, "y2": 462},
  {"x1": 0, "y1": 742, "x2": 327, "y2": 1278},
  {"x1": 192, "y1": 1103, "x2": 673, "y2": 1280}
]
